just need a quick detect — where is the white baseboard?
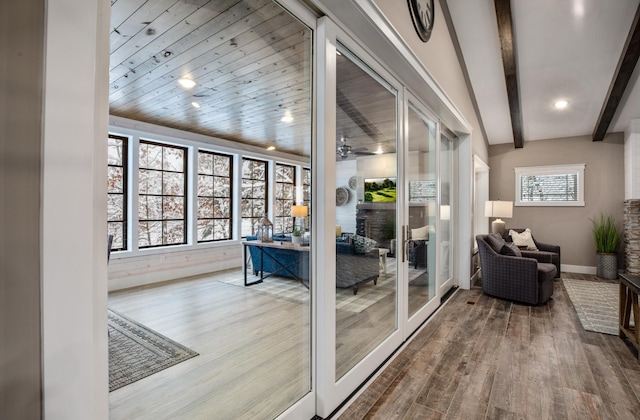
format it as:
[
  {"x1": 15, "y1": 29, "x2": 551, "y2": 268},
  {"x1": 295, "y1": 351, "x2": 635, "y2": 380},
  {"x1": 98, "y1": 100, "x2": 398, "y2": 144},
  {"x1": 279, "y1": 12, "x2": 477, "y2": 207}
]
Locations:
[
  {"x1": 108, "y1": 261, "x2": 241, "y2": 291},
  {"x1": 561, "y1": 264, "x2": 596, "y2": 275}
]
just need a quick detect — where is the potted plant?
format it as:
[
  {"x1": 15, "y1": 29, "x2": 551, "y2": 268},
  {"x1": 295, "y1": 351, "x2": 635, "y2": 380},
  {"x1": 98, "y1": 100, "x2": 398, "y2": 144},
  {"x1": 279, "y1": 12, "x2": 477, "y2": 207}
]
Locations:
[
  {"x1": 291, "y1": 226, "x2": 303, "y2": 245},
  {"x1": 591, "y1": 213, "x2": 620, "y2": 279}
]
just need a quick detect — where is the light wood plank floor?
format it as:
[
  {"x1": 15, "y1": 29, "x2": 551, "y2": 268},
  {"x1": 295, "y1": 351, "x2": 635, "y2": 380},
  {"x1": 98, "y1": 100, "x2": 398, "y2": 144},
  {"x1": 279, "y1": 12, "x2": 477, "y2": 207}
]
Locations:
[
  {"x1": 108, "y1": 265, "x2": 407, "y2": 419},
  {"x1": 108, "y1": 269, "x2": 311, "y2": 420},
  {"x1": 338, "y1": 273, "x2": 640, "y2": 420}
]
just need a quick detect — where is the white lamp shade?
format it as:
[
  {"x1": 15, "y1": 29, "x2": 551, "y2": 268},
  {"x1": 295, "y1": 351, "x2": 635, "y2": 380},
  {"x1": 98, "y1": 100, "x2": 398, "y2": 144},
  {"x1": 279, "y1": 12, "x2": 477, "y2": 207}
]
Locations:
[
  {"x1": 440, "y1": 205, "x2": 450, "y2": 220},
  {"x1": 291, "y1": 205, "x2": 308, "y2": 218},
  {"x1": 485, "y1": 201, "x2": 513, "y2": 218}
]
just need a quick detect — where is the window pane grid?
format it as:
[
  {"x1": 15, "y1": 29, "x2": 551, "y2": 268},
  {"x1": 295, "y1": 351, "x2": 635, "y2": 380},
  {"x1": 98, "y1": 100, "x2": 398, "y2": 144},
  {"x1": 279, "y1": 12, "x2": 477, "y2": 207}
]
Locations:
[
  {"x1": 520, "y1": 174, "x2": 578, "y2": 202},
  {"x1": 241, "y1": 158, "x2": 268, "y2": 237},
  {"x1": 197, "y1": 150, "x2": 233, "y2": 242},
  {"x1": 138, "y1": 140, "x2": 187, "y2": 248},
  {"x1": 302, "y1": 167, "x2": 311, "y2": 230},
  {"x1": 108, "y1": 134, "x2": 127, "y2": 251},
  {"x1": 275, "y1": 163, "x2": 296, "y2": 233}
]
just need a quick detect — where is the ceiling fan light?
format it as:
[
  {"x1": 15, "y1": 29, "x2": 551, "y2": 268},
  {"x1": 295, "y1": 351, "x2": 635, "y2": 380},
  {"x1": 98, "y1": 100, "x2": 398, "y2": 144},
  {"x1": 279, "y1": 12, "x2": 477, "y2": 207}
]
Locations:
[
  {"x1": 178, "y1": 78, "x2": 196, "y2": 89},
  {"x1": 554, "y1": 100, "x2": 568, "y2": 109}
]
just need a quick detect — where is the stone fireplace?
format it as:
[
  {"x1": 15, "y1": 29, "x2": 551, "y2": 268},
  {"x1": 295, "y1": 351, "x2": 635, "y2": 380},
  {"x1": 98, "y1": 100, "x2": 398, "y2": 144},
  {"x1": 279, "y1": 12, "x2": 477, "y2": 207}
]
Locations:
[
  {"x1": 624, "y1": 199, "x2": 640, "y2": 275},
  {"x1": 356, "y1": 203, "x2": 396, "y2": 253},
  {"x1": 624, "y1": 120, "x2": 640, "y2": 275}
]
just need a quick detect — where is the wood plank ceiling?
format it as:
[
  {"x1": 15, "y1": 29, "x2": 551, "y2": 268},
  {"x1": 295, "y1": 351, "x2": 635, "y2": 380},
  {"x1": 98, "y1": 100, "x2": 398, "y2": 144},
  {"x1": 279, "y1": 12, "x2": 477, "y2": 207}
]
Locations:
[
  {"x1": 109, "y1": 0, "x2": 314, "y2": 157},
  {"x1": 110, "y1": 0, "x2": 403, "y2": 160}
]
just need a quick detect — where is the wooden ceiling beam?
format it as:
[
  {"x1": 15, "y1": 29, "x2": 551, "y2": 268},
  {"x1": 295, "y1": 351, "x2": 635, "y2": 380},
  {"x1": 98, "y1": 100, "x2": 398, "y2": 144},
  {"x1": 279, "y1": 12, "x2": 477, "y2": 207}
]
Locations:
[
  {"x1": 593, "y1": 4, "x2": 640, "y2": 141},
  {"x1": 494, "y1": 0, "x2": 523, "y2": 148},
  {"x1": 336, "y1": 87, "x2": 385, "y2": 141}
]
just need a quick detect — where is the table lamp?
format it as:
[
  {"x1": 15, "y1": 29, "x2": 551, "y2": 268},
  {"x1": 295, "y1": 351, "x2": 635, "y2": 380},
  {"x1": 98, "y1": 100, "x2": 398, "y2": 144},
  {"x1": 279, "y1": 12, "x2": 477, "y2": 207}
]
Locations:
[
  {"x1": 485, "y1": 200, "x2": 513, "y2": 236},
  {"x1": 291, "y1": 205, "x2": 308, "y2": 231}
]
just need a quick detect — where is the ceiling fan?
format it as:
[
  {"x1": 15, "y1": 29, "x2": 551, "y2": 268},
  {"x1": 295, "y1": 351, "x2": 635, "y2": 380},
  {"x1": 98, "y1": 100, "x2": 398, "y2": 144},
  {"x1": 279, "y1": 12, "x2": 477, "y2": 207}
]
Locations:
[{"x1": 336, "y1": 137, "x2": 375, "y2": 159}]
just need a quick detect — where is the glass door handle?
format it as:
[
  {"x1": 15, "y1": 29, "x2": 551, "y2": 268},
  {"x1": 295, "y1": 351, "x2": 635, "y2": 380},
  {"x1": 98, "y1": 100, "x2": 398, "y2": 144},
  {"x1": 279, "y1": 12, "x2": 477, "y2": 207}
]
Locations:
[{"x1": 401, "y1": 225, "x2": 412, "y2": 263}]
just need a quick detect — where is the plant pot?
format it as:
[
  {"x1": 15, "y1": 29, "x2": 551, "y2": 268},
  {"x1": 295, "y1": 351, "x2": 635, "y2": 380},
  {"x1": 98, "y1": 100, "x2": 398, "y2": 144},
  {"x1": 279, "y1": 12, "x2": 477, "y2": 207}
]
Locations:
[
  {"x1": 292, "y1": 235, "x2": 302, "y2": 246},
  {"x1": 596, "y1": 252, "x2": 618, "y2": 279}
]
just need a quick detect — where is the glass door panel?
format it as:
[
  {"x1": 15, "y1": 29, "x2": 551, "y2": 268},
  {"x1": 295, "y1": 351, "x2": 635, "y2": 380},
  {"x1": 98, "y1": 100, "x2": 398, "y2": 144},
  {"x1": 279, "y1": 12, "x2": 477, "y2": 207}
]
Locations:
[
  {"x1": 108, "y1": 2, "x2": 314, "y2": 419},
  {"x1": 439, "y1": 135, "x2": 453, "y2": 287},
  {"x1": 407, "y1": 103, "x2": 437, "y2": 318},
  {"x1": 335, "y1": 46, "x2": 398, "y2": 380}
]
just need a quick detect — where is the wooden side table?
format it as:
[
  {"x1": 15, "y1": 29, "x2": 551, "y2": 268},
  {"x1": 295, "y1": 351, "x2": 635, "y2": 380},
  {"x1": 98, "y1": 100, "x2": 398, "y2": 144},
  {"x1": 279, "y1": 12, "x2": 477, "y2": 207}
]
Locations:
[{"x1": 619, "y1": 272, "x2": 640, "y2": 359}]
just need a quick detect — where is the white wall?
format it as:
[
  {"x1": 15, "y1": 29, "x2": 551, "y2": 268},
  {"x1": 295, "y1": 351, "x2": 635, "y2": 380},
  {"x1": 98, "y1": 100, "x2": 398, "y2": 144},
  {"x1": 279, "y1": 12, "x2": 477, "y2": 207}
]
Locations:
[
  {"x1": 335, "y1": 155, "x2": 399, "y2": 235},
  {"x1": 336, "y1": 159, "x2": 357, "y2": 233},
  {"x1": 42, "y1": 0, "x2": 110, "y2": 418},
  {"x1": 108, "y1": 246, "x2": 242, "y2": 291},
  {"x1": 356, "y1": 153, "x2": 397, "y2": 192}
]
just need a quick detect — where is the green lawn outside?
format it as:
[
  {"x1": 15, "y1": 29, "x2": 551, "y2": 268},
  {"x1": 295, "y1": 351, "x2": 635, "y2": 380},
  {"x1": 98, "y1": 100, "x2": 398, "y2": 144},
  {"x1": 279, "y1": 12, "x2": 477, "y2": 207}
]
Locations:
[{"x1": 365, "y1": 187, "x2": 396, "y2": 202}]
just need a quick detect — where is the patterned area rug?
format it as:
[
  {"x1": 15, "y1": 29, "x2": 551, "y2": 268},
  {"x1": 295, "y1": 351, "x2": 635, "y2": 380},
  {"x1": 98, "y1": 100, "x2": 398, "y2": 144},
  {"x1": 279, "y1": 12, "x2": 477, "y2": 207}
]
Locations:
[
  {"x1": 108, "y1": 309, "x2": 198, "y2": 392},
  {"x1": 562, "y1": 278, "x2": 629, "y2": 335}
]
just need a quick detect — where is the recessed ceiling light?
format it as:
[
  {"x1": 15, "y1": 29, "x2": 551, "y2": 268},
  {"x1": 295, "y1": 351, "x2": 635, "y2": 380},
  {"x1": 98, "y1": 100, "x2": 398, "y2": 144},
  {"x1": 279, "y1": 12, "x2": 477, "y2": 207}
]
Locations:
[
  {"x1": 178, "y1": 78, "x2": 196, "y2": 89},
  {"x1": 266, "y1": 146, "x2": 276, "y2": 151},
  {"x1": 281, "y1": 111, "x2": 293, "y2": 123},
  {"x1": 191, "y1": 101, "x2": 200, "y2": 108},
  {"x1": 554, "y1": 100, "x2": 568, "y2": 109}
]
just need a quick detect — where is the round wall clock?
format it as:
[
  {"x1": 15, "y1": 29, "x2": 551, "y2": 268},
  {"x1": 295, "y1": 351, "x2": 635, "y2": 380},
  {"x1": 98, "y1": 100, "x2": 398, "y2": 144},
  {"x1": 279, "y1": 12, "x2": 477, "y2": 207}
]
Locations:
[{"x1": 408, "y1": 0, "x2": 435, "y2": 43}]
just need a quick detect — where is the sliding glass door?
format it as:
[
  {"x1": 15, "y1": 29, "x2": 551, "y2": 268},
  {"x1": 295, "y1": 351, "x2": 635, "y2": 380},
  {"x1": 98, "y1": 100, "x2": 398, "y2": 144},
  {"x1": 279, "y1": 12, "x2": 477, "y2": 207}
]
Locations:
[
  {"x1": 334, "y1": 45, "x2": 398, "y2": 380},
  {"x1": 405, "y1": 100, "x2": 438, "y2": 324},
  {"x1": 107, "y1": 2, "x2": 316, "y2": 419},
  {"x1": 439, "y1": 132, "x2": 455, "y2": 293},
  {"x1": 315, "y1": 16, "x2": 462, "y2": 418}
]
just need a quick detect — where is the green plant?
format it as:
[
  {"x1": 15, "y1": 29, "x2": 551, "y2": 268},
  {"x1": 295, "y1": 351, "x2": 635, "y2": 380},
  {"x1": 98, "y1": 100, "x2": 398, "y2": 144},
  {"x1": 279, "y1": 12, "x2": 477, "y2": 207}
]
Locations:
[
  {"x1": 591, "y1": 213, "x2": 620, "y2": 253},
  {"x1": 291, "y1": 226, "x2": 303, "y2": 237}
]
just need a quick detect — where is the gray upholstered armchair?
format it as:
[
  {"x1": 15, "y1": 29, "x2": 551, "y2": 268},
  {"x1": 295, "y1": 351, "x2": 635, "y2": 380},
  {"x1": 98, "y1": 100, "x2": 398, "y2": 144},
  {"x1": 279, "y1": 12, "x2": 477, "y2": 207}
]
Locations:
[
  {"x1": 503, "y1": 228, "x2": 561, "y2": 278},
  {"x1": 476, "y1": 234, "x2": 557, "y2": 305}
]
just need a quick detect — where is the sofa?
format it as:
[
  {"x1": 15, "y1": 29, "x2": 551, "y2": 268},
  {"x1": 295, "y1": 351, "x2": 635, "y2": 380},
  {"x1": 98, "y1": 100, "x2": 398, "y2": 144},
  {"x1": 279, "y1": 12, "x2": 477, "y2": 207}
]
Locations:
[
  {"x1": 476, "y1": 233, "x2": 557, "y2": 305},
  {"x1": 503, "y1": 228, "x2": 561, "y2": 278},
  {"x1": 335, "y1": 235, "x2": 380, "y2": 294},
  {"x1": 245, "y1": 234, "x2": 380, "y2": 294}
]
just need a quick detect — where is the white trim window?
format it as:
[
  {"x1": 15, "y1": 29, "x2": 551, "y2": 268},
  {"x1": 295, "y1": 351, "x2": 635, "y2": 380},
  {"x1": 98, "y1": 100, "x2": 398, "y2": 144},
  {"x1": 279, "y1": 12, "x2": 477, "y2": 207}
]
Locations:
[{"x1": 514, "y1": 164, "x2": 585, "y2": 207}]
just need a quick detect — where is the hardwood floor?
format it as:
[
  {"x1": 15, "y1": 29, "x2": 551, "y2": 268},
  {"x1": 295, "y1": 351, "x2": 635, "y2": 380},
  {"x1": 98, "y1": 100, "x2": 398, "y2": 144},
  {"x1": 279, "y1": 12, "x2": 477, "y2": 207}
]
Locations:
[
  {"x1": 338, "y1": 273, "x2": 640, "y2": 420},
  {"x1": 109, "y1": 270, "x2": 640, "y2": 419},
  {"x1": 108, "y1": 269, "x2": 311, "y2": 420},
  {"x1": 107, "y1": 265, "x2": 403, "y2": 419}
]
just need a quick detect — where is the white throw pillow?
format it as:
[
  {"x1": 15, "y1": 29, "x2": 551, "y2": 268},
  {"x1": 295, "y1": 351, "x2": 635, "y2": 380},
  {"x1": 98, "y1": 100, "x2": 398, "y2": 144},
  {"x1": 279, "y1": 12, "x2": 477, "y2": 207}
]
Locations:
[
  {"x1": 411, "y1": 225, "x2": 431, "y2": 240},
  {"x1": 509, "y1": 228, "x2": 538, "y2": 250}
]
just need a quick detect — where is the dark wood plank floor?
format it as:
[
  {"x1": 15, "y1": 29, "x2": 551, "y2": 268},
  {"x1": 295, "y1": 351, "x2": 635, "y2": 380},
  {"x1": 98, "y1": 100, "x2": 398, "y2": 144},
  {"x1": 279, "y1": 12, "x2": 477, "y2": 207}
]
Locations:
[{"x1": 338, "y1": 273, "x2": 640, "y2": 420}]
